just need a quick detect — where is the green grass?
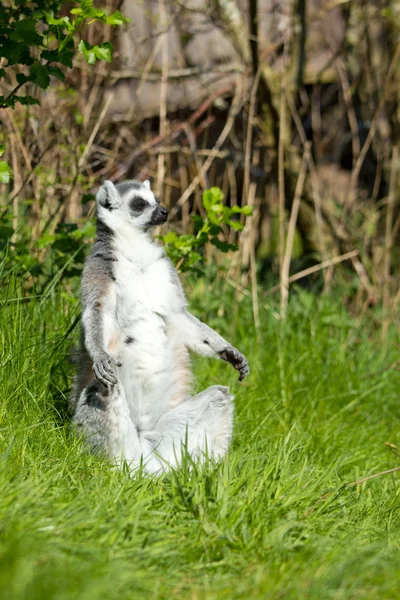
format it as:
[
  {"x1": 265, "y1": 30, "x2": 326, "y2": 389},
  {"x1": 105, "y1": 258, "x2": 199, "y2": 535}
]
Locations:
[{"x1": 0, "y1": 275, "x2": 399, "y2": 599}]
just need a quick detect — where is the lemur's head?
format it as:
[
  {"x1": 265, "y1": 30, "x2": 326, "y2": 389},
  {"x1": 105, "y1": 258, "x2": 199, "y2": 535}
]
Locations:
[{"x1": 96, "y1": 179, "x2": 168, "y2": 231}]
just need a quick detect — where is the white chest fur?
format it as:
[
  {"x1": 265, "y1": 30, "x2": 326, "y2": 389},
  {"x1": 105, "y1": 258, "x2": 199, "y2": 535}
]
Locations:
[
  {"x1": 113, "y1": 254, "x2": 181, "y2": 323},
  {"x1": 112, "y1": 232, "x2": 180, "y2": 313},
  {"x1": 108, "y1": 237, "x2": 186, "y2": 420}
]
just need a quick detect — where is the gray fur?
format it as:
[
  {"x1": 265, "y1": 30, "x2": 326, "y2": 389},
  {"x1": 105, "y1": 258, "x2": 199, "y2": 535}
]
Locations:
[{"x1": 115, "y1": 180, "x2": 142, "y2": 196}]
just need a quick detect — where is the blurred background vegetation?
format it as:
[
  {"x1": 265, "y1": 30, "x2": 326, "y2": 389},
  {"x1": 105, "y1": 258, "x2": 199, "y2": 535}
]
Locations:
[{"x1": 1, "y1": 0, "x2": 399, "y2": 332}]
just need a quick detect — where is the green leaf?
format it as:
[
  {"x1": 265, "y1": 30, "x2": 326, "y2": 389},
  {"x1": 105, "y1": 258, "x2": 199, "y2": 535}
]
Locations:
[
  {"x1": 43, "y1": 12, "x2": 74, "y2": 33},
  {"x1": 228, "y1": 219, "x2": 244, "y2": 231},
  {"x1": 0, "y1": 160, "x2": 12, "y2": 184},
  {"x1": 41, "y1": 49, "x2": 59, "y2": 62},
  {"x1": 81, "y1": 0, "x2": 94, "y2": 11},
  {"x1": 47, "y1": 66, "x2": 65, "y2": 82},
  {"x1": 207, "y1": 211, "x2": 223, "y2": 226},
  {"x1": 10, "y1": 19, "x2": 42, "y2": 45},
  {"x1": 191, "y1": 214, "x2": 204, "y2": 232},
  {"x1": 105, "y1": 11, "x2": 131, "y2": 25},
  {"x1": 78, "y1": 40, "x2": 96, "y2": 64},
  {"x1": 195, "y1": 231, "x2": 209, "y2": 246},
  {"x1": 81, "y1": 221, "x2": 96, "y2": 237},
  {"x1": 209, "y1": 224, "x2": 220, "y2": 235},
  {"x1": 81, "y1": 193, "x2": 95, "y2": 205},
  {"x1": 0, "y1": 226, "x2": 14, "y2": 241},
  {"x1": 202, "y1": 186, "x2": 224, "y2": 209},
  {"x1": 0, "y1": 145, "x2": 5, "y2": 158},
  {"x1": 15, "y1": 96, "x2": 41, "y2": 106},
  {"x1": 58, "y1": 49, "x2": 74, "y2": 68},
  {"x1": 88, "y1": 8, "x2": 107, "y2": 21},
  {"x1": 202, "y1": 190, "x2": 213, "y2": 211},
  {"x1": 16, "y1": 73, "x2": 29, "y2": 85},
  {"x1": 242, "y1": 206, "x2": 253, "y2": 216},
  {"x1": 211, "y1": 237, "x2": 238, "y2": 252},
  {"x1": 231, "y1": 205, "x2": 253, "y2": 216},
  {"x1": 94, "y1": 42, "x2": 113, "y2": 62},
  {"x1": 0, "y1": 40, "x2": 31, "y2": 66},
  {"x1": 37, "y1": 233, "x2": 56, "y2": 249},
  {"x1": 29, "y1": 63, "x2": 51, "y2": 89},
  {"x1": 162, "y1": 231, "x2": 179, "y2": 244},
  {"x1": 78, "y1": 40, "x2": 113, "y2": 64}
]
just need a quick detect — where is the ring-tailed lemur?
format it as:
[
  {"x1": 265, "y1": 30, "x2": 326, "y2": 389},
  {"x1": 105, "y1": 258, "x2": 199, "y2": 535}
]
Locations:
[{"x1": 70, "y1": 179, "x2": 249, "y2": 473}]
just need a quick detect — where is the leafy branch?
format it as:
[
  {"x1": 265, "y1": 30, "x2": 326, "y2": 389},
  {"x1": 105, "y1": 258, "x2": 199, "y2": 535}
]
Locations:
[
  {"x1": 161, "y1": 187, "x2": 253, "y2": 272},
  {"x1": 0, "y1": 0, "x2": 130, "y2": 109}
]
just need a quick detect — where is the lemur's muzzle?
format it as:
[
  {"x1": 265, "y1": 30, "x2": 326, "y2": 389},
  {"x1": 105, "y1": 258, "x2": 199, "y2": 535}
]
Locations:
[{"x1": 151, "y1": 205, "x2": 168, "y2": 225}]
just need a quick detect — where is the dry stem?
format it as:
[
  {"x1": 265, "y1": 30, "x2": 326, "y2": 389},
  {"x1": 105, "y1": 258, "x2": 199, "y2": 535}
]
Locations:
[{"x1": 280, "y1": 142, "x2": 311, "y2": 319}]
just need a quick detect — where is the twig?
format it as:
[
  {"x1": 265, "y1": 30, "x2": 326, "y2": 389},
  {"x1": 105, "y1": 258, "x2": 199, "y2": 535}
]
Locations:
[
  {"x1": 347, "y1": 43, "x2": 400, "y2": 205},
  {"x1": 386, "y1": 442, "x2": 400, "y2": 458},
  {"x1": 5, "y1": 109, "x2": 32, "y2": 170},
  {"x1": 382, "y1": 145, "x2": 398, "y2": 345},
  {"x1": 280, "y1": 143, "x2": 310, "y2": 319},
  {"x1": 156, "y1": 0, "x2": 168, "y2": 197},
  {"x1": 350, "y1": 255, "x2": 377, "y2": 304},
  {"x1": 111, "y1": 85, "x2": 234, "y2": 182},
  {"x1": 170, "y1": 80, "x2": 244, "y2": 217},
  {"x1": 226, "y1": 277, "x2": 252, "y2": 298},
  {"x1": 278, "y1": 89, "x2": 286, "y2": 278},
  {"x1": 248, "y1": 183, "x2": 260, "y2": 337},
  {"x1": 287, "y1": 93, "x2": 328, "y2": 260},
  {"x1": 83, "y1": 71, "x2": 106, "y2": 130},
  {"x1": 137, "y1": 35, "x2": 164, "y2": 96},
  {"x1": 334, "y1": 57, "x2": 360, "y2": 177},
  {"x1": 244, "y1": 67, "x2": 261, "y2": 197},
  {"x1": 9, "y1": 132, "x2": 21, "y2": 240},
  {"x1": 0, "y1": 82, "x2": 24, "y2": 108},
  {"x1": 110, "y1": 64, "x2": 245, "y2": 83},
  {"x1": 216, "y1": 0, "x2": 251, "y2": 64},
  {"x1": 4, "y1": 141, "x2": 54, "y2": 208},
  {"x1": 78, "y1": 93, "x2": 114, "y2": 169},
  {"x1": 264, "y1": 250, "x2": 359, "y2": 297}
]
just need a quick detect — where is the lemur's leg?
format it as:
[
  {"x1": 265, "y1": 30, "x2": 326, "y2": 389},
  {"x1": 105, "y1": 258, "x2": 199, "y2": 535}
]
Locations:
[
  {"x1": 73, "y1": 380, "x2": 146, "y2": 469},
  {"x1": 143, "y1": 385, "x2": 234, "y2": 471},
  {"x1": 172, "y1": 311, "x2": 250, "y2": 381}
]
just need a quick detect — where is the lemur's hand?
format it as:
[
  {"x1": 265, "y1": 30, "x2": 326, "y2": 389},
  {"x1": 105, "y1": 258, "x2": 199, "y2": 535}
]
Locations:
[
  {"x1": 92, "y1": 351, "x2": 121, "y2": 387},
  {"x1": 220, "y1": 346, "x2": 250, "y2": 382}
]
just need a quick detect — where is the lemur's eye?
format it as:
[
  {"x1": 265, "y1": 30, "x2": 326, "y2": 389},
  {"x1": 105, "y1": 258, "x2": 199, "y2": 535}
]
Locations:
[{"x1": 130, "y1": 197, "x2": 148, "y2": 212}]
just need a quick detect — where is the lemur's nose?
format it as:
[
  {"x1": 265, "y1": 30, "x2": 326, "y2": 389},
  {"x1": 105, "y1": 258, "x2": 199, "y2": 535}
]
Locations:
[{"x1": 160, "y1": 207, "x2": 168, "y2": 217}]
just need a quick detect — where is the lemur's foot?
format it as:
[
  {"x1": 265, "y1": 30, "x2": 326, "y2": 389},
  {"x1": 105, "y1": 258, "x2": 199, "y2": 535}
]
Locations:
[
  {"x1": 92, "y1": 351, "x2": 121, "y2": 387},
  {"x1": 219, "y1": 347, "x2": 250, "y2": 382}
]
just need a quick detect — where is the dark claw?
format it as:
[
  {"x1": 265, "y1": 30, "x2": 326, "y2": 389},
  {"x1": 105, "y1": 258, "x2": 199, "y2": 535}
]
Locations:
[
  {"x1": 238, "y1": 364, "x2": 250, "y2": 381},
  {"x1": 220, "y1": 346, "x2": 250, "y2": 382}
]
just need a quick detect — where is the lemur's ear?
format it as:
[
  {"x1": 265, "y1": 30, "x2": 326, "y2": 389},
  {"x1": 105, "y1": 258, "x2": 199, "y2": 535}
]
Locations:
[
  {"x1": 96, "y1": 180, "x2": 121, "y2": 210},
  {"x1": 143, "y1": 179, "x2": 151, "y2": 190}
]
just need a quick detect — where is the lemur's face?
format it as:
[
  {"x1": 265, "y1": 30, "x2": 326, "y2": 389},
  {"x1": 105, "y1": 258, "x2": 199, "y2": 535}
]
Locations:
[{"x1": 96, "y1": 180, "x2": 168, "y2": 231}]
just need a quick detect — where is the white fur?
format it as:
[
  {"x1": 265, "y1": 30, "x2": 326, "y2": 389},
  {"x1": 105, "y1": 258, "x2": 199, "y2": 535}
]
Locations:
[
  {"x1": 75, "y1": 180, "x2": 241, "y2": 474},
  {"x1": 103, "y1": 228, "x2": 234, "y2": 472}
]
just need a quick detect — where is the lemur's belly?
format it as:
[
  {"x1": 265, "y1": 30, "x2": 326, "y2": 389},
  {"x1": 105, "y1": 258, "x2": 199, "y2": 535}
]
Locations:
[
  {"x1": 106, "y1": 257, "x2": 188, "y2": 424},
  {"x1": 122, "y1": 311, "x2": 172, "y2": 377}
]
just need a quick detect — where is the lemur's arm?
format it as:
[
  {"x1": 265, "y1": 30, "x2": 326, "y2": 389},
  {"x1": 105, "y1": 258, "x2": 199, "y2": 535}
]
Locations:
[
  {"x1": 174, "y1": 310, "x2": 250, "y2": 381},
  {"x1": 166, "y1": 258, "x2": 250, "y2": 381},
  {"x1": 81, "y1": 252, "x2": 120, "y2": 387}
]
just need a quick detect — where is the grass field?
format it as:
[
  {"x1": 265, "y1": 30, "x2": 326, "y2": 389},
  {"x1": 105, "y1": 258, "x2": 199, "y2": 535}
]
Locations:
[{"x1": 0, "y1": 273, "x2": 399, "y2": 599}]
